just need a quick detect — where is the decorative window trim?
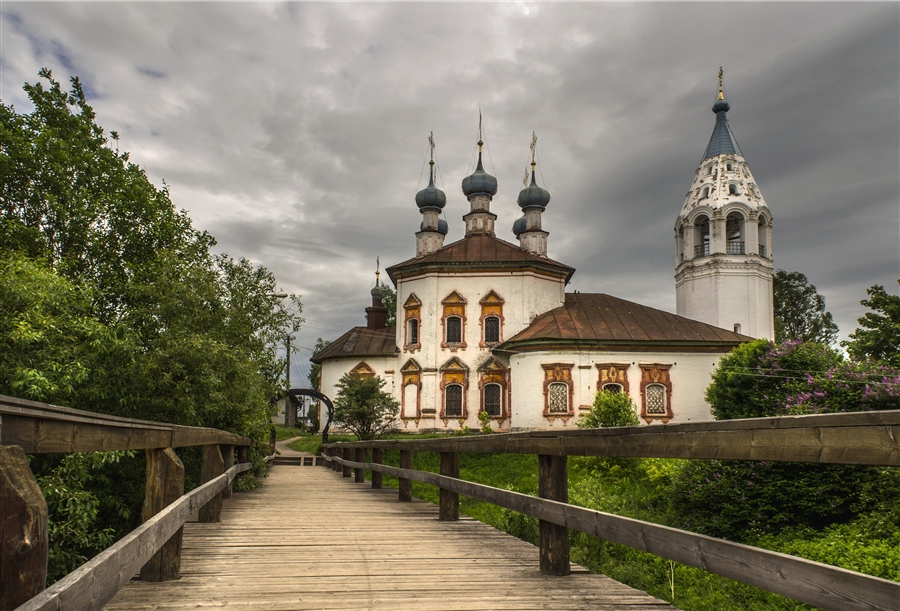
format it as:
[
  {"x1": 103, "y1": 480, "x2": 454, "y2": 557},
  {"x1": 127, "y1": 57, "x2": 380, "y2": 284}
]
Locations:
[
  {"x1": 541, "y1": 363, "x2": 574, "y2": 422},
  {"x1": 350, "y1": 362, "x2": 376, "y2": 378},
  {"x1": 596, "y1": 363, "x2": 630, "y2": 396},
  {"x1": 478, "y1": 291, "x2": 505, "y2": 347},
  {"x1": 403, "y1": 293, "x2": 422, "y2": 352},
  {"x1": 439, "y1": 357, "x2": 469, "y2": 421},
  {"x1": 639, "y1": 364, "x2": 673, "y2": 423},
  {"x1": 399, "y1": 359, "x2": 422, "y2": 423},
  {"x1": 440, "y1": 291, "x2": 467, "y2": 350},
  {"x1": 478, "y1": 357, "x2": 508, "y2": 421}
]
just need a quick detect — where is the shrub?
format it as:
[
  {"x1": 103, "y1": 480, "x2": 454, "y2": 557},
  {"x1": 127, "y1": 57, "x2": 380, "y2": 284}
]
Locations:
[{"x1": 578, "y1": 390, "x2": 639, "y2": 428}]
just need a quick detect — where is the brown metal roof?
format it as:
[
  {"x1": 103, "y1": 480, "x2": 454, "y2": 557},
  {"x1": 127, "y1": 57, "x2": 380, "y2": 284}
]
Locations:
[
  {"x1": 386, "y1": 234, "x2": 575, "y2": 284},
  {"x1": 310, "y1": 326, "x2": 399, "y2": 364},
  {"x1": 498, "y1": 293, "x2": 753, "y2": 350}
]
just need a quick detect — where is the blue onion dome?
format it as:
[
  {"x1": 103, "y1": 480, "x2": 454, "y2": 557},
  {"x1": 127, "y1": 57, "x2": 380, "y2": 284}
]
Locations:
[
  {"x1": 461, "y1": 141, "x2": 498, "y2": 198},
  {"x1": 419, "y1": 218, "x2": 449, "y2": 235},
  {"x1": 512, "y1": 215, "x2": 526, "y2": 236},
  {"x1": 517, "y1": 167, "x2": 551, "y2": 210},
  {"x1": 415, "y1": 162, "x2": 447, "y2": 210}
]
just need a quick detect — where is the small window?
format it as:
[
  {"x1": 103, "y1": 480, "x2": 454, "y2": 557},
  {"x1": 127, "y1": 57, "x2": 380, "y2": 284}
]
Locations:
[
  {"x1": 548, "y1": 382, "x2": 569, "y2": 414},
  {"x1": 602, "y1": 383, "x2": 623, "y2": 394},
  {"x1": 726, "y1": 163, "x2": 733, "y2": 171},
  {"x1": 646, "y1": 384, "x2": 667, "y2": 415},
  {"x1": 445, "y1": 384, "x2": 463, "y2": 417},
  {"x1": 446, "y1": 316, "x2": 462, "y2": 343},
  {"x1": 733, "y1": 323, "x2": 742, "y2": 334},
  {"x1": 700, "y1": 187, "x2": 709, "y2": 199},
  {"x1": 706, "y1": 166, "x2": 713, "y2": 175},
  {"x1": 484, "y1": 316, "x2": 500, "y2": 343},
  {"x1": 728, "y1": 184, "x2": 739, "y2": 195},
  {"x1": 408, "y1": 319, "x2": 419, "y2": 346},
  {"x1": 483, "y1": 384, "x2": 501, "y2": 417}
]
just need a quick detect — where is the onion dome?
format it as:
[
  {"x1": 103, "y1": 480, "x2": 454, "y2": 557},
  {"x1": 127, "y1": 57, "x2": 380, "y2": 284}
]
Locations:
[
  {"x1": 512, "y1": 215, "x2": 526, "y2": 236},
  {"x1": 420, "y1": 218, "x2": 449, "y2": 235},
  {"x1": 415, "y1": 162, "x2": 447, "y2": 210},
  {"x1": 370, "y1": 278, "x2": 384, "y2": 300},
  {"x1": 461, "y1": 140, "x2": 498, "y2": 198},
  {"x1": 517, "y1": 167, "x2": 551, "y2": 210}
]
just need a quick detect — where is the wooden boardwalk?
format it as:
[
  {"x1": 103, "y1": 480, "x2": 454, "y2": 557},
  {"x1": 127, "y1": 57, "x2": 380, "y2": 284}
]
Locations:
[{"x1": 104, "y1": 465, "x2": 675, "y2": 611}]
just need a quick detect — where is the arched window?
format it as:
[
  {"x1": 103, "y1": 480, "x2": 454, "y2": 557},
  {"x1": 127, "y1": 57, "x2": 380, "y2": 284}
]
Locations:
[
  {"x1": 407, "y1": 318, "x2": 419, "y2": 346},
  {"x1": 726, "y1": 163, "x2": 733, "y2": 171},
  {"x1": 726, "y1": 212, "x2": 745, "y2": 254},
  {"x1": 728, "y1": 183, "x2": 739, "y2": 195},
  {"x1": 445, "y1": 384, "x2": 463, "y2": 417},
  {"x1": 733, "y1": 323, "x2": 742, "y2": 334},
  {"x1": 602, "y1": 383, "x2": 623, "y2": 393},
  {"x1": 548, "y1": 382, "x2": 569, "y2": 414},
  {"x1": 446, "y1": 316, "x2": 462, "y2": 344},
  {"x1": 482, "y1": 383, "x2": 501, "y2": 416},
  {"x1": 693, "y1": 215, "x2": 710, "y2": 257},
  {"x1": 645, "y1": 384, "x2": 667, "y2": 415},
  {"x1": 484, "y1": 316, "x2": 500, "y2": 343},
  {"x1": 700, "y1": 186, "x2": 710, "y2": 199},
  {"x1": 706, "y1": 165, "x2": 713, "y2": 175},
  {"x1": 758, "y1": 217, "x2": 770, "y2": 259}
]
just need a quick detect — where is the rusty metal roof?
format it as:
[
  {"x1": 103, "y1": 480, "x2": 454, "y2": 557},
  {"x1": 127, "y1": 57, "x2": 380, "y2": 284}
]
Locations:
[
  {"x1": 498, "y1": 293, "x2": 752, "y2": 351},
  {"x1": 310, "y1": 326, "x2": 399, "y2": 364},
  {"x1": 386, "y1": 234, "x2": 575, "y2": 284}
]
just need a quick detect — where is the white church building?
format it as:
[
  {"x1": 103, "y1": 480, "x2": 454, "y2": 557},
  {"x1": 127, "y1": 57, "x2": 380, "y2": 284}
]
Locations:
[{"x1": 312, "y1": 73, "x2": 774, "y2": 432}]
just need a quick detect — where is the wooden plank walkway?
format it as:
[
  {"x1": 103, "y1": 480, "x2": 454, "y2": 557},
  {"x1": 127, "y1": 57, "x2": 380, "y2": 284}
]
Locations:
[{"x1": 104, "y1": 465, "x2": 676, "y2": 611}]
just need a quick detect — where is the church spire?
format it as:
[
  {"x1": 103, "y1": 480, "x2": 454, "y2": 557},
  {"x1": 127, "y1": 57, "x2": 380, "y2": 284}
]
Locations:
[
  {"x1": 704, "y1": 67, "x2": 742, "y2": 159},
  {"x1": 415, "y1": 132, "x2": 448, "y2": 257},
  {"x1": 365, "y1": 257, "x2": 388, "y2": 329},
  {"x1": 461, "y1": 110, "x2": 498, "y2": 236},
  {"x1": 514, "y1": 132, "x2": 551, "y2": 257}
]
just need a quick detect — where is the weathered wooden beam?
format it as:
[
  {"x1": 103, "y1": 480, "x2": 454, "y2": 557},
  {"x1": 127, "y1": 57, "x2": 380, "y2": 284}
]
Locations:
[
  {"x1": 221, "y1": 445, "x2": 235, "y2": 500},
  {"x1": 139, "y1": 448, "x2": 184, "y2": 582},
  {"x1": 354, "y1": 448, "x2": 365, "y2": 483},
  {"x1": 342, "y1": 448, "x2": 352, "y2": 478},
  {"x1": 16, "y1": 464, "x2": 248, "y2": 611},
  {"x1": 0, "y1": 445, "x2": 47, "y2": 611},
  {"x1": 398, "y1": 450, "x2": 412, "y2": 502},
  {"x1": 355, "y1": 459, "x2": 899, "y2": 611},
  {"x1": 371, "y1": 448, "x2": 383, "y2": 489},
  {"x1": 323, "y1": 409, "x2": 900, "y2": 466},
  {"x1": 538, "y1": 454, "x2": 569, "y2": 576},
  {"x1": 198, "y1": 445, "x2": 224, "y2": 523},
  {"x1": 439, "y1": 452, "x2": 459, "y2": 521}
]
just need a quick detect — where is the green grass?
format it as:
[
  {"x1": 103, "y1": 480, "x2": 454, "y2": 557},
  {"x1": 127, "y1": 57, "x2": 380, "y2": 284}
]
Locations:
[
  {"x1": 272, "y1": 425, "x2": 305, "y2": 441},
  {"x1": 324, "y1": 435, "x2": 899, "y2": 611}
]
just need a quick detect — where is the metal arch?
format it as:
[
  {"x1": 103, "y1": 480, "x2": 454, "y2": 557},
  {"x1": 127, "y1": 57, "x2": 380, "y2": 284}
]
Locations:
[{"x1": 285, "y1": 388, "x2": 334, "y2": 443}]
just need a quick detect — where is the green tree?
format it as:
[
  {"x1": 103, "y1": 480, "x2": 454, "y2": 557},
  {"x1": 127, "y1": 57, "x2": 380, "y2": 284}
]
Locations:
[
  {"x1": 773, "y1": 270, "x2": 839, "y2": 345},
  {"x1": 333, "y1": 373, "x2": 399, "y2": 440},
  {"x1": 843, "y1": 282, "x2": 900, "y2": 368},
  {"x1": 578, "y1": 390, "x2": 639, "y2": 428},
  {"x1": 380, "y1": 284, "x2": 397, "y2": 327}
]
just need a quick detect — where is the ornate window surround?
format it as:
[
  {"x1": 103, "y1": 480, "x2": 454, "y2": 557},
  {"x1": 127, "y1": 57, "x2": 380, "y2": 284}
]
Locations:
[
  {"x1": 639, "y1": 363, "x2": 673, "y2": 423},
  {"x1": 441, "y1": 291, "x2": 467, "y2": 350},
  {"x1": 350, "y1": 362, "x2": 376, "y2": 378},
  {"x1": 596, "y1": 363, "x2": 630, "y2": 395},
  {"x1": 541, "y1": 363, "x2": 575, "y2": 422},
  {"x1": 403, "y1": 293, "x2": 422, "y2": 352},
  {"x1": 478, "y1": 290, "x2": 505, "y2": 347},
  {"x1": 477, "y1": 357, "x2": 508, "y2": 422},
  {"x1": 439, "y1": 357, "x2": 469, "y2": 424},
  {"x1": 399, "y1": 359, "x2": 422, "y2": 425}
]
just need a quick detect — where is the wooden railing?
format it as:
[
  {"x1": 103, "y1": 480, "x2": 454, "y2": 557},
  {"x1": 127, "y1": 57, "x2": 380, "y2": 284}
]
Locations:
[
  {"x1": 0, "y1": 394, "x2": 260, "y2": 611},
  {"x1": 323, "y1": 410, "x2": 900, "y2": 611}
]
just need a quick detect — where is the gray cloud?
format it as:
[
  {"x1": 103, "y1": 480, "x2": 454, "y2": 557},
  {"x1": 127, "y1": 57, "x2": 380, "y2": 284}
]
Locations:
[{"x1": 2, "y1": 2, "x2": 897, "y2": 383}]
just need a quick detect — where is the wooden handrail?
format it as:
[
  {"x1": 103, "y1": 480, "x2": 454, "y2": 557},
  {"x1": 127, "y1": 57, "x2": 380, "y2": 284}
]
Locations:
[
  {"x1": 325, "y1": 409, "x2": 900, "y2": 466},
  {"x1": 0, "y1": 394, "x2": 251, "y2": 453},
  {"x1": 16, "y1": 462, "x2": 253, "y2": 611},
  {"x1": 322, "y1": 410, "x2": 900, "y2": 611},
  {"x1": 0, "y1": 394, "x2": 261, "y2": 611},
  {"x1": 328, "y1": 453, "x2": 900, "y2": 611}
]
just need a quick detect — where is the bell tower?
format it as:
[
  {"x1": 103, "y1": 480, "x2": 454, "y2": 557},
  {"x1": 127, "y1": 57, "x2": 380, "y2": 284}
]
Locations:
[{"x1": 674, "y1": 69, "x2": 774, "y2": 339}]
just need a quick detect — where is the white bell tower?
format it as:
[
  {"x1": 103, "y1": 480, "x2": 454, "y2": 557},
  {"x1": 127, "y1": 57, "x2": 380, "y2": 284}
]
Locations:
[{"x1": 674, "y1": 69, "x2": 774, "y2": 339}]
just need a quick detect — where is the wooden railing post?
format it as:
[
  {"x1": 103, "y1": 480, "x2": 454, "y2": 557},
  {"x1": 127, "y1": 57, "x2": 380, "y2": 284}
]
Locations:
[
  {"x1": 0, "y1": 445, "x2": 47, "y2": 610},
  {"x1": 399, "y1": 450, "x2": 412, "y2": 501},
  {"x1": 199, "y1": 444, "x2": 225, "y2": 523},
  {"x1": 237, "y1": 445, "x2": 248, "y2": 465},
  {"x1": 332, "y1": 447, "x2": 340, "y2": 472},
  {"x1": 439, "y1": 451, "x2": 459, "y2": 521},
  {"x1": 342, "y1": 448, "x2": 352, "y2": 478},
  {"x1": 371, "y1": 448, "x2": 383, "y2": 489},
  {"x1": 221, "y1": 445, "x2": 234, "y2": 500},
  {"x1": 354, "y1": 448, "x2": 365, "y2": 483},
  {"x1": 140, "y1": 447, "x2": 185, "y2": 582},
  {"x1": 538, "y1": 454, "x2": 570, "y2": 575}
]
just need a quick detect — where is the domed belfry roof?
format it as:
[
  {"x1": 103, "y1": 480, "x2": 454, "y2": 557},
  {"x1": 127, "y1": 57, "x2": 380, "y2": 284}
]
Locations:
[
  {"x1": 461, "y1": 114, "x2": 498, "y2": 198},
  {"x1": 703, "y1": 67, "x2": 743, "y2": 160}
]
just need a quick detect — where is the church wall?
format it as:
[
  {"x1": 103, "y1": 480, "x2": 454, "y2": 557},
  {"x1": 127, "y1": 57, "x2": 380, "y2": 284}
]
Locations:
[
  {"x1": 394, "y1": 270, "x2": 565, "y2": 431},
  {"x1": 318, "y1": 356, "x2": 398, "y2": 431},
  {"x1": 507, "y1": 350, "x2": 722, "y2": 431}
]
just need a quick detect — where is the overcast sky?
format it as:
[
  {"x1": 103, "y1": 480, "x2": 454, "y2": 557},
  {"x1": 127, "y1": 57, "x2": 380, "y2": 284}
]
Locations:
[{"x1": 3, "y1": 2, "x2": 898, "y2": 384}]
